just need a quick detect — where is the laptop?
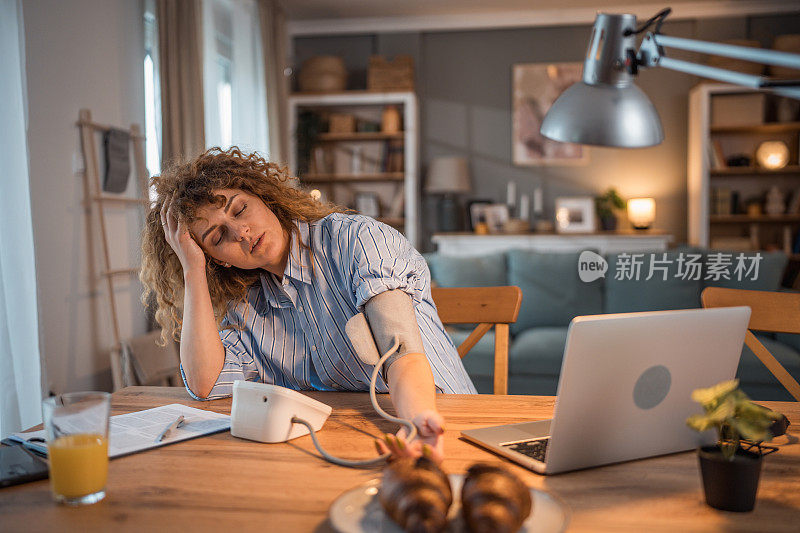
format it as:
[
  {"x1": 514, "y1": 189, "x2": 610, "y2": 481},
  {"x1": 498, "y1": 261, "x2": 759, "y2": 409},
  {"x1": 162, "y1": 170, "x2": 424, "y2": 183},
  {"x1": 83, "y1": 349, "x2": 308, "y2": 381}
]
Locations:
[{"x1": 460, "y1": 307, "x2": 751, "y2": 475}]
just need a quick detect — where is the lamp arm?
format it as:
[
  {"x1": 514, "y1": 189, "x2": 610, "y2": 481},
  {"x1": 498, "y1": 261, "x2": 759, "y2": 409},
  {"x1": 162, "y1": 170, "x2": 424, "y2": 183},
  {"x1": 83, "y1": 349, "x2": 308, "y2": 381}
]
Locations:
[
  {"x1": 654, "y1": 34, "x2": 800, "y2": 70},
  {"x1": 637, "y1": 32, "x2": 800, "y2": 100}
]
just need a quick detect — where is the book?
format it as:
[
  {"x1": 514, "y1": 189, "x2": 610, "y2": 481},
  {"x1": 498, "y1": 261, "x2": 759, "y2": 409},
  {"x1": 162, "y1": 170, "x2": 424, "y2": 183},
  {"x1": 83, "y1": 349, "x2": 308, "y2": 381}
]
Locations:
[
  {"x1": 9, "y1": 404, "x2": 230, "y2": 459},
  {"x1": 711, "y1": 140, "x2": 727, "y2": 169}
]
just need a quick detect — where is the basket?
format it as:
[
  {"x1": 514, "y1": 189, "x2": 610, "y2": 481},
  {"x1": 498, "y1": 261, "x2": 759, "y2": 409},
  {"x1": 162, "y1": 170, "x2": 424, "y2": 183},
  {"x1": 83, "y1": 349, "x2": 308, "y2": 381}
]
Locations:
[{"x1": 298, "y1": 56, "x2": 347, "y2": 93}]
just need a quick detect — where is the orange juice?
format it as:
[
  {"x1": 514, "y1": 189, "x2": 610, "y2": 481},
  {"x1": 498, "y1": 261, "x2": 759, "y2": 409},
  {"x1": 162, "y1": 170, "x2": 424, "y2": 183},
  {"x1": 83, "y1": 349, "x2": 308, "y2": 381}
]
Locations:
[{"x1": 48, "y1": 434, "x2": 108, "y2": 499}]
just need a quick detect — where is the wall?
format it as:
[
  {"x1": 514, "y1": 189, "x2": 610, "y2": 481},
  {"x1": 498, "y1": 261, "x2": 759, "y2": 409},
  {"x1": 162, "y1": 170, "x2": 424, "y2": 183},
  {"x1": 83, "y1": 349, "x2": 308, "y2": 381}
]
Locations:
[
  {"x1": 22, "y1": 0, "x2": 148, "y2": 394},
  {"x1": 293, "y1": 13, "x2": 800, "y2": 250}
]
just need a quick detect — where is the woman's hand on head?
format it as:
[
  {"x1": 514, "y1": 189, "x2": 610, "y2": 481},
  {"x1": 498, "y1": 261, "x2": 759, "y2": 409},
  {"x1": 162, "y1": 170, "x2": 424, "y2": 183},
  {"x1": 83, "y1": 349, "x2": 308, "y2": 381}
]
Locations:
[
  {"x1": 375, "y1": 409, "x2": 446, "y2": 464},
  {"x1": 160, "y1": 193, "x2": 206, "y2": 275}
]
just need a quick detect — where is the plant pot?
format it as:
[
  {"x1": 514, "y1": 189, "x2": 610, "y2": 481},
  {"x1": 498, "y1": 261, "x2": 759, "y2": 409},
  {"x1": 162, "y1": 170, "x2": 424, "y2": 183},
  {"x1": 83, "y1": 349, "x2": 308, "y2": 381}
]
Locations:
[
  {"x1": 698, "y1": 445, "x2": 763, "y2": 512},
  {"x1": 599, "y1": 214, "x2": 618, "y2": 231}
]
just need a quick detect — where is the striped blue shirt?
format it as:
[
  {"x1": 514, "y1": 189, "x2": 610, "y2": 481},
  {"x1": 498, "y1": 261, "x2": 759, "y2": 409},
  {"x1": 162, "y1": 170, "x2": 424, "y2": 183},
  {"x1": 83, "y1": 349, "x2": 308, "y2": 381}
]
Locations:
[{"x1": 182, "y1": 213, "x2": 476, "y2": 399}]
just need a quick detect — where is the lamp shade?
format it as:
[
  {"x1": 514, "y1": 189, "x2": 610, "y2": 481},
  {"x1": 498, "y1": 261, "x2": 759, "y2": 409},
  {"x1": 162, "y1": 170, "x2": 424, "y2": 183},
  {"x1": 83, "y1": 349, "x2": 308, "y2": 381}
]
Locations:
[
  {"x1": 756, "y1": 141, "x2": 789, "y2": 169},
  {"x1": 540, "y1": 13, "x2": 664, "y2": 148},
  {"x1": 540, "y1": 82, "x2": 664, "y2": 147},
  {"x1": 425, "y1": 157, "x2": 471, "y2": 193},
  {"x1": 627, "y1": 197, "x2": 656, "y2": 229}
]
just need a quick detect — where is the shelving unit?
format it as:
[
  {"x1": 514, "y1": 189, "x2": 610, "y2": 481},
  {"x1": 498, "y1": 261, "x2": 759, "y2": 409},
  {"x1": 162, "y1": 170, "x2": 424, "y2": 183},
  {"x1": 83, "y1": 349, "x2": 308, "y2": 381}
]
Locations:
[
  {"x1": 688, "y1": 83, "x2": 800, "y2": 253},
  {"x1": 288, "y1": 91, "x2": 419, "y2": 248},
  {"x1": 710, "y1": 165, "x2": 800, "y2": 177}
]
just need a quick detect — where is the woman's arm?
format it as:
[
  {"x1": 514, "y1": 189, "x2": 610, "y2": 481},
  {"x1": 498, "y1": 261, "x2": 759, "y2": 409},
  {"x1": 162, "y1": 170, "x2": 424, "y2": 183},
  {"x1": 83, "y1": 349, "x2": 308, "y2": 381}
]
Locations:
[
  {"x1": 386, "y1": 353, "x2": 437, "y2": 420},
  {"x1": 161, "y1": 196, "x2": 225, "y2": 398},
  {"x1": 180, "y1": 268, "x2": 225, "y2": 398},
  {"x1": 385, "y1": 353, "x2": 446, "y2": 460}
]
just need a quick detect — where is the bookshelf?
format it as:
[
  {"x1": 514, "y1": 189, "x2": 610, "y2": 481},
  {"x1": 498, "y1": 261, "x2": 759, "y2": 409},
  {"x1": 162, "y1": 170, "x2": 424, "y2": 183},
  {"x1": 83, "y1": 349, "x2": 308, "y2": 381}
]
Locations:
[
  {"x1": 688, "y1": 83, "x2": 800, "y2": 253},
  {"x1": 288, "y1": 91, "x2": 419, "y2": 248}
]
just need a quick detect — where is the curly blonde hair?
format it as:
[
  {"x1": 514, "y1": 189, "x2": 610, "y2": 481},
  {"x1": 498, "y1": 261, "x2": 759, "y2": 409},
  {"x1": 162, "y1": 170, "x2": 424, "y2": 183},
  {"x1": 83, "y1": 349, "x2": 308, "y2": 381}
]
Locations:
[{"x1": 140, "y1": 147, "x2": 343, "y2": 345}]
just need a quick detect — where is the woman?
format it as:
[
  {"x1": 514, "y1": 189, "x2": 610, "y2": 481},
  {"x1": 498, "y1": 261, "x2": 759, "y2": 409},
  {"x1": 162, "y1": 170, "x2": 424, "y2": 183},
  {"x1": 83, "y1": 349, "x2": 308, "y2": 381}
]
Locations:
[{"x1": 141, "y1": 147, "x2": 476, "y2": 460}]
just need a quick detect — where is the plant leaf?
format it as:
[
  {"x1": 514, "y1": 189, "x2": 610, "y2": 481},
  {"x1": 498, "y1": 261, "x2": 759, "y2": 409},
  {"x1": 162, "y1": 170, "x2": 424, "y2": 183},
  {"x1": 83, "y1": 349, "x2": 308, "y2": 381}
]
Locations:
[
  {"x1": 705, "y1": 396, "x2": 735, "y2": 423},
  {"x1": 686, "y1": 414, "x2": 715, "y2": 432},
  {"x1": 691, "y1": 379, "x2": 739, "y2": 407}
]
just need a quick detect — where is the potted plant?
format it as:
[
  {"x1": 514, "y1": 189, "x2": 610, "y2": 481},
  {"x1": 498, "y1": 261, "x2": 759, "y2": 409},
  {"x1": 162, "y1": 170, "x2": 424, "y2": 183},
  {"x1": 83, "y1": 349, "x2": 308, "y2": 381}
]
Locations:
[
  {"x1": 295, "y1": 110, "x2": 324, "y2": 175},
  {"x1": 595, "y1": 188, "x2": 625, "y2": 231},
  {"x1": 686, "y1": 379, "x2": 783, "y2": 512}
]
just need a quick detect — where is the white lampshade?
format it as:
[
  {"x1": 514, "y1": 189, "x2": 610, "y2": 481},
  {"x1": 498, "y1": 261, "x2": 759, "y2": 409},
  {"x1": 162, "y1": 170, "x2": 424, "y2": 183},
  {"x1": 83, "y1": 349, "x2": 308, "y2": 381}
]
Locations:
[
  {"x1": 627, "y1": 198, "x2": 656, "y2": 229},
  {"x1": 425, "y1": 157, "x2": 471, "y2": 194}
]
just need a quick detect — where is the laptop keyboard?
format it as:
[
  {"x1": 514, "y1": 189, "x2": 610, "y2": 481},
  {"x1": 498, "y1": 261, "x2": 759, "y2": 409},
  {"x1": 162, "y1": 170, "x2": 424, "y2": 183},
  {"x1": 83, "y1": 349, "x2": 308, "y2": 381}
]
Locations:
[{"x1": 503, "y1": 438, "x2": 549, "y2": 462}]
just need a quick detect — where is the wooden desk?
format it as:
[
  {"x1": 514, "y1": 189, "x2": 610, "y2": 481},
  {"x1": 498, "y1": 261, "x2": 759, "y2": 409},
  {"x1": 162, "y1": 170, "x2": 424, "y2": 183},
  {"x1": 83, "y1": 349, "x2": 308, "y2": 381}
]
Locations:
[{"x1": 2, "y1": 387, "x2": 799, "y2": 532}]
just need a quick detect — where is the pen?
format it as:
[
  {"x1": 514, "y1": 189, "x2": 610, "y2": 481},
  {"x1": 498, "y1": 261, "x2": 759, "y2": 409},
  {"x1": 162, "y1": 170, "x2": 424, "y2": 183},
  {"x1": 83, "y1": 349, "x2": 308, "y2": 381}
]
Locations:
[{"x1": 155, "y1": 415, "x2": 185, "y2": 443}]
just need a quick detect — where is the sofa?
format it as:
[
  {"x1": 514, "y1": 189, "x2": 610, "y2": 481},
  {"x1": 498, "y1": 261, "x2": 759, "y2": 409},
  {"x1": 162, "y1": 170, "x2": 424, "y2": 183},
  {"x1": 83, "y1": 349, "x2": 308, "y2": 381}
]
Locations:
[{"x1": 425, "y1": 248, "x2": 800, "y2": 401}]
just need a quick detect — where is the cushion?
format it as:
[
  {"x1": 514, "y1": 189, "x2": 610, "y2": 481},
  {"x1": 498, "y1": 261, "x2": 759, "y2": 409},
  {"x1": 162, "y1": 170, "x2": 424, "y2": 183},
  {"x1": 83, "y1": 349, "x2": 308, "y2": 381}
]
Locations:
[
  {"x1": 445, "y1": 327, "x2": 496, "y2": 377},
  {"x1": 509, "y1": 327, "x2": 569, "y2": 376},
  {"x1": 425, "y1": 252, "x2": 507, "y2": 288},
  {"x1": 775, "y1": 332, "x2": 800, "y2": 354},
  {"x1": 737, "y1": 333, "x2": 800, "y2": 401},
  {"x1": 508, "y1": 250, "x2": 603, "y2": 334},
  {"x1": 703, "y1": 250, "x2": 787, "y2": 292},
  {"x1": 604, "y1": 251, "x2": 704, "y2": 313}
]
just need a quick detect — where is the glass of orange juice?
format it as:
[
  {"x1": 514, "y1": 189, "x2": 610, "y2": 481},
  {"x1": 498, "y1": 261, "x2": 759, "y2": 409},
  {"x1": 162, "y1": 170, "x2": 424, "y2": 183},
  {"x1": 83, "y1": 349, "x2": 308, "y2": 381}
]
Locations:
[{"x1": 42, "y1": 392, "x2": 111, "y2": 505}]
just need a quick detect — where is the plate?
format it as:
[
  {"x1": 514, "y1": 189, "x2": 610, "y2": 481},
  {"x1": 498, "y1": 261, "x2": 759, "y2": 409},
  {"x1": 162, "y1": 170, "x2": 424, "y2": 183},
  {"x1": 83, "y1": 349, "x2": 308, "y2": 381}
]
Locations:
[{"x1": 329, "y1": 473, "x2": 569, "y2": 533}]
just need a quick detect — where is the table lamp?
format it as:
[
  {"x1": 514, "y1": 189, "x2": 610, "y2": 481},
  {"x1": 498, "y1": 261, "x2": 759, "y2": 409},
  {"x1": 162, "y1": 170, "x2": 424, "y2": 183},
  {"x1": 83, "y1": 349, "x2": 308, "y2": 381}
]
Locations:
[
  {"x1": 540, "y1": 8, "x2": 800, "y2": 148},
  {"x1": 426, "y1": 156, "x2": 471, "y2": 232},
  {"x1": 756, "y1": 141, "x2": 790, "y2": 170},
  {"x1": 627, "y1": 198, "x2": 656, "y2": 229}
]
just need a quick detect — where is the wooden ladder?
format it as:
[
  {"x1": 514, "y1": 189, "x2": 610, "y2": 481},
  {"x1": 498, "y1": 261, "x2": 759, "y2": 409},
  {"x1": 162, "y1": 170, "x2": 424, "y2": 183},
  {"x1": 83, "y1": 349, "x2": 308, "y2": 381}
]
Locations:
[{"x1": 77, "y1": 109, "x2": 149, "y2": 390}]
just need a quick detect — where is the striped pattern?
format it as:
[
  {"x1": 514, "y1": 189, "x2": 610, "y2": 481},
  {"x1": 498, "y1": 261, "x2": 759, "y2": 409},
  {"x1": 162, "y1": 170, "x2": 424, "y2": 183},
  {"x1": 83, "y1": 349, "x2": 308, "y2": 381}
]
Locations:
[{"x1": 182, "y1": 213, "x2": 476, "y2": 399}]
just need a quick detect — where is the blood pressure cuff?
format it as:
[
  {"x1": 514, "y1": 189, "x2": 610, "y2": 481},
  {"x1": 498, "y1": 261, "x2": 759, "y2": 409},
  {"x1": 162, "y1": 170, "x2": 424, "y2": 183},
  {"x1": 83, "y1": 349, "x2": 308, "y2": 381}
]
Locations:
[{"x1": 345, "y1": 289, "x2": 425, "y2": 375}]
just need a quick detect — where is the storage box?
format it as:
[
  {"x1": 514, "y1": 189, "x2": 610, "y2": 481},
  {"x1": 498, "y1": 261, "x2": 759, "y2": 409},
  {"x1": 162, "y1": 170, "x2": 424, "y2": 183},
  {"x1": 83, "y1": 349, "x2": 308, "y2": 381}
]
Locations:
[
  {"x1": 328, "y1": 113, "x2": 355, "y2": 133},
  {"x1": 711, "y1": 93, "x2": 766, "y2": 127},
  {"x1": 367, "y1": 55, "x2": 414, "y2": 91}
]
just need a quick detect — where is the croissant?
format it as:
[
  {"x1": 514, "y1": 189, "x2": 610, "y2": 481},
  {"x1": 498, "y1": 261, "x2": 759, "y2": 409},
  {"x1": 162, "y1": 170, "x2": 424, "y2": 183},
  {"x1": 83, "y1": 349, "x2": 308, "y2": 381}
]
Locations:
[
  {"x1": 379, "y1": 456, "x2": 453, "y2": 533},
  {"x1": 460, "y1": 463, "x2": 532, "y2": 533}
]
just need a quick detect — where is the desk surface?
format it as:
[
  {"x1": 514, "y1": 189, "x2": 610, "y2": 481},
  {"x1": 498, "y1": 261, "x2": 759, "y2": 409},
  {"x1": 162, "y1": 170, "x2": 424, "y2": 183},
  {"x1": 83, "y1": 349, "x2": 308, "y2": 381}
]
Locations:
[{"x1": 2, "y1": 387, "x2": 799, "y2": 532}]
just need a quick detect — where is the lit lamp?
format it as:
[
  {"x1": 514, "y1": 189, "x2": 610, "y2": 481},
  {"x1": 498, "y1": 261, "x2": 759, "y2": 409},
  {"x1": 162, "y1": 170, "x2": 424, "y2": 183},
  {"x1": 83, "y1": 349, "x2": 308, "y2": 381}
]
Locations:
[
  {"x1": 426, "y1": 157, "x2": 471, "y2": 232},
  {"x1": 756, "y1": 141, "x2": 790, "y2": 170},
  {"x1": 627, "y1": 198, "x2": 656, "y2": 230},
  {"x1": 540, "y1": 8, "x2": 800, "y2": 148}
]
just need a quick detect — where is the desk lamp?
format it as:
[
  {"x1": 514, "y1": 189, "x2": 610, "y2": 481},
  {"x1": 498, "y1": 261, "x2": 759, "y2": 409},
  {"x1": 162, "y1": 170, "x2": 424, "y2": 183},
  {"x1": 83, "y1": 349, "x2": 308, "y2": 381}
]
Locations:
[
  {"x1": 426, "y1": 156, "x2": 471, "y2": 232},
  {"x1": 540, "y1": 8, "x2": 800, "y2": 148}
]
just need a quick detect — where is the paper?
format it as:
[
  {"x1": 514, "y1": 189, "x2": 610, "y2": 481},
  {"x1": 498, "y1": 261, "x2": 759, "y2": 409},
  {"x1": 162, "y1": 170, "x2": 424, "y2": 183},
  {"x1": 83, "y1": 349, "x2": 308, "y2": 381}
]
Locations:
[{"x1": 10, "y1": 404, "x2": 230, "y2": 459}]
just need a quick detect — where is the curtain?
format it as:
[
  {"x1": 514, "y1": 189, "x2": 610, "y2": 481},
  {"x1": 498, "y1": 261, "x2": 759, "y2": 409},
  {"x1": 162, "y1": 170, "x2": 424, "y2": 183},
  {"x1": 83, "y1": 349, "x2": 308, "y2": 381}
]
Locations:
[
  {"x1": 258, "y1": 0, "x2": 289, "y2": 164},
  {"x1": 157, "y1": 0, "x2": 206, "y2": 164},
  {"x1": 0, "y1": 0, "x2": 44, "y2": 438},
  {"x1": 202, "y1": 0, "x2": 269, "y2": 157}
]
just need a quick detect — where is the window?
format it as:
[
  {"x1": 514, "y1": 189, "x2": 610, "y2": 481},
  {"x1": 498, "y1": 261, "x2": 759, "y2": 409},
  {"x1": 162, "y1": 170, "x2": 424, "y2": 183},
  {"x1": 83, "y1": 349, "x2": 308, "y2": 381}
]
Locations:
[
  {"x1": 202, "y1": 0, "x2": 269, "y2": 157},
  {"x1": 143, "y1": 0, "x2": 162, "y2": 180}
]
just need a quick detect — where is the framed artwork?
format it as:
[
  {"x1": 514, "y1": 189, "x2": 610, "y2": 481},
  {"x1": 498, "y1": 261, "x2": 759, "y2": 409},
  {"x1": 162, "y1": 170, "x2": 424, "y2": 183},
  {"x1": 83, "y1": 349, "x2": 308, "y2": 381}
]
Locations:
[
  {"x1": 512, "y1": 62, "x2": 588, "y2": 166},
  {"x1": 555, "y1": 197, "x2": 596, "y2": 233},
  {"x1": 355, "y1": 192, "x2": 380, "y2": 218}
]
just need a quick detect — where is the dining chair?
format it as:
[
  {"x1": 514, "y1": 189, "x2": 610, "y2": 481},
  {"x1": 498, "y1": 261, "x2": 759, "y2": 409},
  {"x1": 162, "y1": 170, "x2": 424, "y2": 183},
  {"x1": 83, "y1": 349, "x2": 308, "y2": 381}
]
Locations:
[
  {"x1": 120, "y1": 331, "x2": 182, "y2": 389},
  {"x1": 701, "y1": 287, "x2": 800, "y2": 401},
  {"x1": 431, "y1": 286, "x2": 523, "y2": 395}
]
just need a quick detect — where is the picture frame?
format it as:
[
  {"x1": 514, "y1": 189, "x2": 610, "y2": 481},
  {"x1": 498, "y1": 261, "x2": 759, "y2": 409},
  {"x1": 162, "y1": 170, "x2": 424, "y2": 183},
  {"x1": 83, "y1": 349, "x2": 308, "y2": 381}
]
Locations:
[
  {"x1": 467, "y1": 199, "x2": 493, "y2": 231},
  {"x1": 512, "y1": 62, "x2": 588, "y2": 166},
  {"x1": 555, "y1": 196, "x2": 596, "y2": 233},
  {"x1": 483, "y1": 203, "x2": 510, "y2": 233},
  {"x1": 355, "y1": 192, "x2": 380, "y2": 219}
]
